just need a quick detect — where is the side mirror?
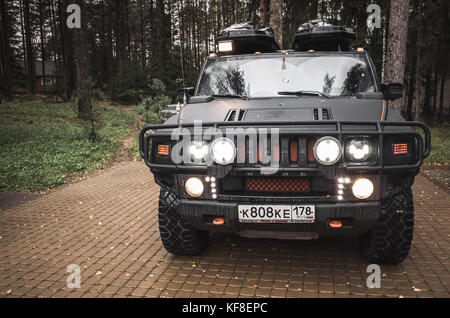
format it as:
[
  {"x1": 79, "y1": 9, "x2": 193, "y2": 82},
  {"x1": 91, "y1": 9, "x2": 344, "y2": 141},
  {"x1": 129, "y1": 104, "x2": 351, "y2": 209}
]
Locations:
[
  {"x1": 177, "y1": 87, "x2": 195, "y2": 104},
  {"x1": 381, "y1": 82, "x2": 403, "y2": 100}
]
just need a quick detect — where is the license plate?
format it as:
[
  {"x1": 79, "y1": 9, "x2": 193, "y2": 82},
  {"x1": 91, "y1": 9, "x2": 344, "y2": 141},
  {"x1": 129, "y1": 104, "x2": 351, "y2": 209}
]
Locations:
[{"x1": 238, "y1": 205, "x2": 315, "y2": 223}]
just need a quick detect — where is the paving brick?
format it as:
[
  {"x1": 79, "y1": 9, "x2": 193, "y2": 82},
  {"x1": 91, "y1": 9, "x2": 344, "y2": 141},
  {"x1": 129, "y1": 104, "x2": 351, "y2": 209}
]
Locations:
[{"x1": 0, "y1": 162, "x2": 448, "y2": 298}]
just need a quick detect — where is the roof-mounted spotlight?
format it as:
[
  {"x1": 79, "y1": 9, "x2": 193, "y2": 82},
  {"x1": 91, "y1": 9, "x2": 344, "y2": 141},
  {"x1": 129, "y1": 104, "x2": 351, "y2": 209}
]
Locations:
[{"x1": 218, "y1": 40, "x2": 233, "y2": 53}]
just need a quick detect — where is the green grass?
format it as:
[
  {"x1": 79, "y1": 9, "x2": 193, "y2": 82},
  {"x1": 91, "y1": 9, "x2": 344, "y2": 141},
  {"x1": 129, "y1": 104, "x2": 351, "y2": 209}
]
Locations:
[
  {"x1": 423, "y1": 125, "x2": 450, "y2": 165},
  {"x1": 0, "y1": 101, "x2": 136, "y2": 192},
  {"x1": 129, "y1": 135, "x2": 142, "y2": 161}
]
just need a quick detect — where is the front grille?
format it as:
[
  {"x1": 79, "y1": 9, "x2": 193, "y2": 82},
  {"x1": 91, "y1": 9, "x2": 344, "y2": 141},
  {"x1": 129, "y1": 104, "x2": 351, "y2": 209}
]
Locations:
[
  {"x1": 234, "y1": 135, "x2": 316, "y2": 167},
  {"x1": 245, "y1": 177, "x2": 310, "y2": 193}
]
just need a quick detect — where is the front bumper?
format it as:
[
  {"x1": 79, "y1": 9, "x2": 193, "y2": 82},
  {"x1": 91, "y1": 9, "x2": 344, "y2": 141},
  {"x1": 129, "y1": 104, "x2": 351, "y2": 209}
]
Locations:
[{"x1": 179, "y1": 199, "x2": 380, "y2": 236}]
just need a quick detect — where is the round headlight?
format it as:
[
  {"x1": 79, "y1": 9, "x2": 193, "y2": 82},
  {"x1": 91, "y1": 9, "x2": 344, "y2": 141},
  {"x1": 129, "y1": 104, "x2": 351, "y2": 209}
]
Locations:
[
  {"x1": 352, "y1": 178, "x2": 374, "y2": 199},
  {"x1": 346, "y1": 139, "x2": 372, "y2": 162},
  {"x1": 185, "y1": 177, "x2": 204, "y2": 197},
  {"x1": 189, "y1": 141, "x2": 208, "y2": 160},
  {"x1": 313, "y1": 136, "x2": 342, "y2": 165},
  {"x1": 210, "y1": 137, "x2": 236, "y2": 165}
]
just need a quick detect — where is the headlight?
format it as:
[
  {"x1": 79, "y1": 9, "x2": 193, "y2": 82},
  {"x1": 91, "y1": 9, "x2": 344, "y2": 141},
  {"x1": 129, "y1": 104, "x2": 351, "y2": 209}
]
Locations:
[
  {"x1": 346, "y1": 139, "x2": 372, "y2": 162},
  {"x1": 352, "y1": 178, "x2": 374, "y2": 199},
  {"x1": 189, "y1": 141, "x2": 208, "y2": 160},
  {"x1": 313, "y1": 136, "x2": 342, "y2": 165},
  {"x1": 185, "y1": 177, "x2": 204, "y2": 197},
  {"x1": 210, "y1": 137, "x2": 236, "y2": 165}
]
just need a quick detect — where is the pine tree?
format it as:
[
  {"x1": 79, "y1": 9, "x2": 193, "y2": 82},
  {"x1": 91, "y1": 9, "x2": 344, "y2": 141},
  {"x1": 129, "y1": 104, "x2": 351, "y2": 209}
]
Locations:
[{"x1": 383, "y1": 0, "x2": 410, "y2": 114}]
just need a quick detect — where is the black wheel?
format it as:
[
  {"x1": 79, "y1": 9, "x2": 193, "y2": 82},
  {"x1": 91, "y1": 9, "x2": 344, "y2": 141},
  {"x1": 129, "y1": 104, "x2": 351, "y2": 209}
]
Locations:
[
  {"x1": 158, "y1": 188, "x2": 209, "y2": 255},
  {"x1": 359, "y1": 187, "x2": 414, "y2": 264}
]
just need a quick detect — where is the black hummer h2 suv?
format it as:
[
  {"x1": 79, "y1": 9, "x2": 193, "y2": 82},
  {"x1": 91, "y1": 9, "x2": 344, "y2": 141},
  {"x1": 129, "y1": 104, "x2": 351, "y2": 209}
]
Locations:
[{"x1": 139, "y1": 21, "x2": 430, "y2": 264}]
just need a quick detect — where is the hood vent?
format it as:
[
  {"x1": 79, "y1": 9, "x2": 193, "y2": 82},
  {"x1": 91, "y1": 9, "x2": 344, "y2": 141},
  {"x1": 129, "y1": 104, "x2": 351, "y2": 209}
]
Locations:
[
  {"x1": 313, "y1": 108, "x2": 331, "y2": 120},
  {"x1": 226, "y1": 109, "x2": 246, "y2": 121}
]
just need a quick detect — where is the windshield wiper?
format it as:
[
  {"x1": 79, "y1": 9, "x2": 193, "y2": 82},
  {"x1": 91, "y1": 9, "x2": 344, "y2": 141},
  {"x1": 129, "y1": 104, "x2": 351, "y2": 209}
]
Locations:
[
  {"x1": 277, "y1": 90, "x2": 330, "y2": 99},
  {"x1": 211, "y1": 94, "x2": 248, "y2": 100}
]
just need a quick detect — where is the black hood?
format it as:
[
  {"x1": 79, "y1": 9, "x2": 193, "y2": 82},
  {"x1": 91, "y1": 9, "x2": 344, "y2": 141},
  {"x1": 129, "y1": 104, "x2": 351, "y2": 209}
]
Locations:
[{"x1": 171, "y1": 97, "x2": 405, "y2": 124}]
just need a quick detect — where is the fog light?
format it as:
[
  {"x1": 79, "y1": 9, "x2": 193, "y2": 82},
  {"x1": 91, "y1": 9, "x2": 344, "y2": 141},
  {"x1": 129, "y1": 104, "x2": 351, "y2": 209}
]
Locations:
[
  {"x1": 185, "y1": 177, "x2": 204, "y2": 197},
  {"x1": 352, "y1": 178, "x2": 374, "y2": 199}
]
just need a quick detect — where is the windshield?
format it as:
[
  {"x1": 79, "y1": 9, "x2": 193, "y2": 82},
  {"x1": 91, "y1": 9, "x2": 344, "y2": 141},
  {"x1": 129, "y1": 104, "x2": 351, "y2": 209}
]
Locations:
[{"x1": 197, "y1": 54, "x2": 377, "y2": 98}]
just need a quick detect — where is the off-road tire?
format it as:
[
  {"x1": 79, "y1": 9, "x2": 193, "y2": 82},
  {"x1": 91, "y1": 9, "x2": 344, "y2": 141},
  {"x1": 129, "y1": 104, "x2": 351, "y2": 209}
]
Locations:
[
  {"x1": 359, "y1": 187, "x2": 414, "y2": 264},
  {"x1": 158, "y1": 188, "x2": 209, "y2": 255}
]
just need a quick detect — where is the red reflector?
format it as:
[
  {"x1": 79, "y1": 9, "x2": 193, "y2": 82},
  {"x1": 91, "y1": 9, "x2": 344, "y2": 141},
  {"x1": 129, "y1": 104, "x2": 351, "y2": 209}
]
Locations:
[
  {"x1": 329, "y1": 220, "x2": 342, "y2": 228},
  {"x1": 290, "y1": 138, "x2": 298, "y2": 162},
  {"x1": 213, "y1": 218, "x2": 225, "y2": 225},
  {"x1": 157, "y1": 144, "x2": 170, "y2": 156},
  {"x1": 393, "y1": 143, "x2": 408, "y2": 155}
]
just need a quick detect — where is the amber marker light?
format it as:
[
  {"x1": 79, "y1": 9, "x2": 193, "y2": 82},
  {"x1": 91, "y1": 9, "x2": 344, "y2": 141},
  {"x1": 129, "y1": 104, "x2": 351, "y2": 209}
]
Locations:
[
  {"x1": 393, "y1": 143, "x2": 408, "y2": 155},
  {"x1": 157, "y1": 144, "x2": 170, "y2": 156}
]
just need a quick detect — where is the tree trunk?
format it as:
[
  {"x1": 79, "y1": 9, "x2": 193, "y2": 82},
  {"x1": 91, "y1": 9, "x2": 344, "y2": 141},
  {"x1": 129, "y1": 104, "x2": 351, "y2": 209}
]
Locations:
[
  {"x1": 74, "y1": 0, "x2": 92, "y2": 119},
  {"x1": 421, "y1": 67, "x2": 432, "y2": 120},
  {"x1": 405, "y1": 49, "x2": 417, "y2": 121},
  {"x1": 59, "y1": 0, "x2": 75, "y2": 101},
  {"x1": 260, "y1": 0, "x2": 268, "y2": 25},
  {"x1": 23, "y1": 0, "x2": 36, "y2": 95},
  {"x1": 383, "y1": 0, "x2": 410, "y2": 114},
  {"x1": 19, "y1": 0, "x2": 27, "y2": 82},
  {"x1": 139, "y1": 0, "x2": 146, "y2": 69},
  {"x1": 0, "y1": 0, "x2": 14, "y2": 99},
  {"x1": 270, "y1": 0, "x2": 283, "y2": 48},
  {"x1": 432, "y1": 69, "x2": 438, "y2": 117},
  {"x1": 115, "y1": 0, "x2": 129, "y2": 64},
  {"x1": 438, "y1": 69, "x2": 446, "y2": 120},
  {"x1": 39, "y1": 0, "x2": 46, "y2": 92},
  {"x1": 105, "y1": 0, "x2": 115, "y2": 99},
  {"x1": 412, "y1": 0, "x2": 423, "y2": 120}
]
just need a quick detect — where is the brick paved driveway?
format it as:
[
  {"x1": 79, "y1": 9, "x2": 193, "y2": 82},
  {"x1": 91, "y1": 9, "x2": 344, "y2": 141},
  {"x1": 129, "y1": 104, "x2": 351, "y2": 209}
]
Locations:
[{"x1": 0, "y1": 161, "x2": 448, "y2": 298}]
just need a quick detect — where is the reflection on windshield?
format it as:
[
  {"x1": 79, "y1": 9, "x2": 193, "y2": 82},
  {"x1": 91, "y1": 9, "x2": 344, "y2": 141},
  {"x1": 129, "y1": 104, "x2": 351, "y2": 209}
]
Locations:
[{"x1": 197, "y1": 55, "x2": 376, "y2": 97}]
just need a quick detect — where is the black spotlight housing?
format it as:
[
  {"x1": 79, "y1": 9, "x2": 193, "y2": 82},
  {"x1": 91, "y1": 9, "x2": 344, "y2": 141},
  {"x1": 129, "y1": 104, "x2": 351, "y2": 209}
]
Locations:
[
  {"x1": 216, "y1": 22, "x2": 280, "y2": 55},
  {"x1": 292, "y1": 19, "x2": 356, "y2": 51}
]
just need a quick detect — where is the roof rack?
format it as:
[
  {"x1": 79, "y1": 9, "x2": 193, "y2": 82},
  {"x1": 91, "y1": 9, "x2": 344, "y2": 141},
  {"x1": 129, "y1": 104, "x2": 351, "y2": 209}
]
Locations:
[
  {"x1": 292, "y1": 19, "x2": 355, "y2": 52},
  {"x1": 216, "y1": 22, "x2": 280, "y2": 55}
]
